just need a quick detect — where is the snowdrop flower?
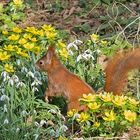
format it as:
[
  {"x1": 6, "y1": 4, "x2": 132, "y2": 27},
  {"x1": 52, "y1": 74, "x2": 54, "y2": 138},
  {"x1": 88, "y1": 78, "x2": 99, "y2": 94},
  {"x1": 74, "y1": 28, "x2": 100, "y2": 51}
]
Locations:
[
  {"x1": 1, "y1": 71, "x2": 10, "y2": 82},
  {"x1": 3, "y1": 104, "x2": 8, "y2": 112},
  {"x1": 0, "y1": 95, "x2": 9, "y2": 101},
  {"x1": 8, "y1": 78, "x2": 14, "y2": 86},
  {"x1": 77, "y1": 49, "x2": 94, "y2": 62},
  {"x1": 32, "y1": 87, "x2": 39, "y2": 92},
  {"x1": 16, "y1": 128, "x2": 20, "y2": 133},
  {"x1": 16, "y1": 59, "x2": 21, "y2": 65},
  {"x1": 26, "y1": 71, "x2": 34, "y2": 78},
  {"x1": 16, "y1": 81, "x2": 26, "y2": 88},
  {"x1": 31, "y1": 78, "x2": 42, "y2": 87},
  {"x1": 48, "y1": 109, "x2": 56, "y2": 114},
  {"x1": 34, "y1": 121, "x2": 39, "y2": 127},
  {"x1": 21, "y1": 110, "x2": 28, "y2": 117},
  {"x1": 12, "y1": 75, "x2": 19, "y2": 83},
  {"x1": 33, "y1": 134, "x2": 39, "y2": 140},
  {"x1": 3, "y1": 118, "x2": 9, "y2": 124},
  {"x1": 40, "y1": 120, "x2": 47, "y2": 127},
  {"x1": 60, "y1": 125, "x2": 68, "y2": 132},
  {"x1": 21, "y1": 67, "x2": 28, "y2": 73}
]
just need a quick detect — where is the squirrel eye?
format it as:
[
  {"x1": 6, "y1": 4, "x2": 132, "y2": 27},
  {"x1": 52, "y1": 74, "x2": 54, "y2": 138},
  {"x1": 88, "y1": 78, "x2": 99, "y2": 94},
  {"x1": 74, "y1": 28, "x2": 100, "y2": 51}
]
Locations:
[{"x1": 39, "y1": 61, "x2": 43, "y2": 65}]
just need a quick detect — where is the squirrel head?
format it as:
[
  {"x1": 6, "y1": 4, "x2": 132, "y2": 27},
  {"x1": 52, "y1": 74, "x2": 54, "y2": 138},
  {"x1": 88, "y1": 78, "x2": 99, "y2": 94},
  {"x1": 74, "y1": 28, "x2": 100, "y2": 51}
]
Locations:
[{"x1": 35, "y1": 46, "x2": 56, "y2": 72}]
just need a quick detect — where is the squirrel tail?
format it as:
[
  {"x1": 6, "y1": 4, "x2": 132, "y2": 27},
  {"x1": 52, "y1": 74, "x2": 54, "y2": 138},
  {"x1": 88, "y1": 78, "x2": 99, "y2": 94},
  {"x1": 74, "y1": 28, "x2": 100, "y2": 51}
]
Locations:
[{"x1": 104, "y1": 48, "x2": 140, "y2": 95}]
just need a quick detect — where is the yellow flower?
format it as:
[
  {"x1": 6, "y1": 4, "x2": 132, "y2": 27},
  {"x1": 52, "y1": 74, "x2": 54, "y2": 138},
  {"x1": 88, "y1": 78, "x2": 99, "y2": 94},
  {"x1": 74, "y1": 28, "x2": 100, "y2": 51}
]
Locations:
[
  {"x1": 13, "y1": 0, "x2": 23, "y2": 5},
  {"x1": 16, "y1": 48, "x2": 29, "y2": 58},
  {"x1": 77, "y1": 112, "x2": 90, "y2": 123},
  {"x1": 42, "y1": 24, "x2": 55, "y2": 32},
  {"x1": 100, "y1": 92, "x2": 112, "y2": 102},
  {"x1": 37, "y1": 29, "x2": 44, "y2": 37},
  {"x1": 90, "y1": 33, "x2": 99, "y2": 42},
  {"x1": 88, "y1": 102, "x2": 101, "y2": 110},
  {"x1": 4, "y1": 45, "x2": 17, "y2": 51},
  {"x1": 4, "y1": 64, "x2": 14, "y2": 73},
  {"x1": 112, "y1": 95, "x2": 126, "y2": 106},
  {"x1": 93, "y1": 122, "x2": 100, "y2": 128},
  {"x1": 79, "y1": 93, "x2": 95, "y2": 102},
  {"x1": 30, "y1": 37, "x2": 37, "y2": 42},
  {"x1": 2, "y1": 30, "x2": 8, "y2": 35},
  {"x1": 26, "y1": 27, "x2": 38, "y2": 35},
  {"x1": 124, "y1": 110, "x2": 137, "y2": 122},
  {"x1": 18, "y1": 38, "x2": 27, "y2": 45},
  {"x1": 0, "y1": 51, "x2": 11, "y2": 61},
  {"x1": 46, "y1": 31, "x2": 57, "y2": 40},
  {"x1": 101, "y1": 40, "x2": 108, "y2": 45},
  {"x1": 23, "y1": 43, "x2": 34, "y2": 50},
  {"x1": 12, "y1": 27, "x2": 22, "y2": 33},
  {"x1": 59, "y1": 48, "x2": 68, "y2": 58},
  {"x1": 56, "y1": 40, "x2": 66, "y2": 49},
  {"x1": 67, "y1": 109, "x2": 77, "y2": 118},
  {"x1": 103, "y1": 110, "x2": 116, "y2": 121},
  {"x1": 58, "y1": 136, "x2": 68, "y2": 140},
  {"x1": 33, "y1": 46, "x2": 41, "y2": 55},
  {"x1": 23, "y1": 34, "x2": 32, "y2": 40},
  {"x1": 128, "y1": 98, "x2": 139, "y2": 106},
  {"x1": 8, "y1": 34, "x2": 20, "y2": 41}
]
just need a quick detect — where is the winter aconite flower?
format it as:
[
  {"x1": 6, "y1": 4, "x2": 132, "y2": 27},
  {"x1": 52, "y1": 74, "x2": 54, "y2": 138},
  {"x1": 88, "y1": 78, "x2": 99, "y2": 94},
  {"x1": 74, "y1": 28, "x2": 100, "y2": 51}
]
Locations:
[
  {"x1": 4, "y1": 45, "x2": 17, "y2": 51},
  {"x1": 124, "y1": 110, "x2": 137, "y2": 122},
  {"x1": 113, "y1": 95, "x2": 126, "y2": 106},
  {"x1": 0, "y1": 51, "x2": 11, "y2": 61},
  {"x1": 8, "y1": 34, "x2": 20, "y2": 41},
  {"x1": 4, "y1": 64, "x2": 14, "y2": 73},
  {"x1": 79, "y1": 93, "x2": 95, "y2": 102},
  {"x1": 93, "y1": 122, "x2": 100, "y2": 128},
  {"x1": 13, "y1": 0, "x2": 23, "y2": 5},
  {"x1": 18, "y1": 38, "x2": 27, "y2": 45},
  {"x1": 67, "y1": 109, "x2": 77, "y2": 118},
  {"x1": 90, "y1": 33, "x2": 99, "y2": 42},
  {"x1": 103, "y1": 110, "x2": 116, "y2": 121},
  {"x1": 100, "y1": 92, "x2": 113, "y2": 102},
  {"x1": 101, "y1": 40, "x2": 108, "y2": 45},
  {"x1": 128, "y1": 98, "x2": 139, "y2": 106},
  {"x1": 88, "y1": 102, "x2": 101, "y2": 110},
  {"x1": 16, "y1": 48, "x2": 29, "y2": 58},
  {"x1": 59, "y1": 48, "x2": 68, "y2": 58},
  {"x1": 12, "y1": 27, "x2": 22, "y2": 33},
  {"x1": 23, "y1": 43, "x2": 34, "y2": 50},
  {"x1": 2, "y1": 30, "x2": 8, "y2": 35},
  {"x1": 77, "y1": 112, "x2": 90, "y2": 123}
]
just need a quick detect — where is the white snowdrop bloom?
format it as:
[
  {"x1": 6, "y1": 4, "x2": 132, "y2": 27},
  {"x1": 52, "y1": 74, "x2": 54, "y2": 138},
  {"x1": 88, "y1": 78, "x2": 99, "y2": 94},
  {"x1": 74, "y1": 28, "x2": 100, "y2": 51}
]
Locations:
[
  {"x1": 21, "y1": 110, "x2": 28, "y2": 117},
  {"x1": 12, "y1": 75, "x2": 19, "y2": 83},
  {"x1": 3, "y1": 104, "x2": 8, "y2": 112},
  {"x1": 34, "y1": 121, "x2": 39, "y2": 127},
  {"x1": 76, "y1": 54, "x2": 82, "y2": 62},
  {"x1": 16, "y1": 81, "x2": 26, "y2": 88},
  {"x1": 67, "y1": 42, "x2": 78, "y2": 50},
  {"x1": 74, "y1": 39, "x2": 83, "y2": 44},
  {"x1": 32, "y1": 87, "x2": 39, "y2": 92},
  {"x1": 16, "y1": 128, "x2": 20, "y2": 133},
  {"x1": 48, "y1": 109, "x2": 56, "y2": 114},
  {"x1": 60, "y1": 125, "x2": 68, "y2": 132},
  {"x1": 40, "y1": 120, "x2": 47, "y2": 127},
  {"x1": 0, "y1": 95, "x2": 9, "y2": 101},
  {"x1": 33, "y1": 134, "x2": 39, "y2": 140},
  {"x1": 1, "y1": 71, "x2": 10, "y2": 82},
  {"x1": 3, "y1": 118, "x2": 9, "y2": 124},
  {"x1": 26, "y1": 71, "x2": 34, "y2": 78},
  {"x1": 8, "y1": 78, "x2": 14, "y2": 86},
  {"x1": 95, "y1": 49, "x2": 101, "y2": 54},
  {"x1": 31, "y1": 78, "x2": 42, "y2": 87},
  {"x1": 21, "y1": 67, "x2": 28, "y2": 73},
  {"x1": 16, "y1": 59, "x2": 21, "y2": 65}
]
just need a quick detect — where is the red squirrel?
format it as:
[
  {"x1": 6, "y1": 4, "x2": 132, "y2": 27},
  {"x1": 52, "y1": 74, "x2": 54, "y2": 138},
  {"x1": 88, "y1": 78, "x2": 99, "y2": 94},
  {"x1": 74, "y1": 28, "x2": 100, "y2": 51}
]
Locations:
[
  {"x1": 35, "y1": 46, "x2": 94, "y2": 111},
  {"x1": 36, "y1": 46, "x2": 140, "y2": 111}
]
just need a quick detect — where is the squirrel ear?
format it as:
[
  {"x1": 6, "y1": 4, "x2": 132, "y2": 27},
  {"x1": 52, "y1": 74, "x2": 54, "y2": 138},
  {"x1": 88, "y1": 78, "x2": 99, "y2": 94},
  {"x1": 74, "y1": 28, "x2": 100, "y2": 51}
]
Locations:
[{"x1": 46, "y1": 46, "x2": 55, "y2": 64}]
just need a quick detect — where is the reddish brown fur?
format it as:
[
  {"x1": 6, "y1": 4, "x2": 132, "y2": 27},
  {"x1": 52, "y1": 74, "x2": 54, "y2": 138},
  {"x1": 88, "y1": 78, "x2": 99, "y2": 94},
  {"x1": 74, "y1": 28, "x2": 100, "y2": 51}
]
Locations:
[
  {"x1": 36, "y1": 46, "x2": 94, "y2": 111},
  {"x1": 104, "y1": 48, "x2": 140, "y2": 95}
]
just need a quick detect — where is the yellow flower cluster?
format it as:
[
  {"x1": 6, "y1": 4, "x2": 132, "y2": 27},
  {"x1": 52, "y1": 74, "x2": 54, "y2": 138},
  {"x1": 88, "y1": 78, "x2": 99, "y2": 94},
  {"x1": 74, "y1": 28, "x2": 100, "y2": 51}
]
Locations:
[
  {"x1": 67, "y1": 109, "x2": 77, "y2": 118},
  {"x1": 0, "y1": 51, "x2": 11, "y2": 61},
  {"x1": 77, "y1": 112, "x2": 90, "y2": 123},
  {"x1": 103, "y1": 110, "x2": 116, "y2": 121},
  {"x1": 124, "y1": 110, "x2": 137, "y2": 122},
  {"x1": 13, "y1": 0, "x2": 23, "y2": 5},
  {"x1": 4, "y1": 64, "x2": 14, "y2": 73}
]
